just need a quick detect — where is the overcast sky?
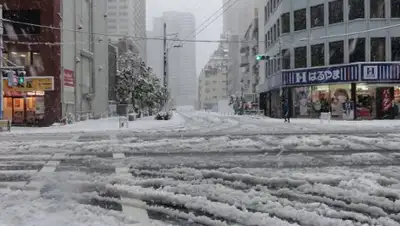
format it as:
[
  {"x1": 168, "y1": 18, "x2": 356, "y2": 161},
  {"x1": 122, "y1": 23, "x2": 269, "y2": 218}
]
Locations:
[{"x1": 146, "y1": 0, "x2": 223, "y2": 75}]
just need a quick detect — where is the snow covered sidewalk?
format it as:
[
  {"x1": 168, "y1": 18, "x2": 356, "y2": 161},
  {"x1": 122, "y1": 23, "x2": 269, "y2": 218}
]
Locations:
[{"x1": 5, "y1": 114, "x2": 186, "y2": 135}]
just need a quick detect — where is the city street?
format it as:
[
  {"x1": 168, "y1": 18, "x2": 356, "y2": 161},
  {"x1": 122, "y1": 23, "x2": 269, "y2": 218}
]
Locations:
[{"x1": 1, "y1": 111, "x2": 400, "y2": 225}]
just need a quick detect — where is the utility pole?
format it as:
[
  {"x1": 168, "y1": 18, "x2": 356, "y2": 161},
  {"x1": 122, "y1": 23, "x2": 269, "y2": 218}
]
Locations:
[
  {"x1": 0, "y1": 5, "x2": 3, "y2": 120},
  {"x1": 163, "y1": 22, "x2": 167, "y2": 88}
]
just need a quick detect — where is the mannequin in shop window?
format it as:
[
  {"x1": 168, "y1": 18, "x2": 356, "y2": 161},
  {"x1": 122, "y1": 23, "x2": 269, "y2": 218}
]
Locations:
[{"x1": 331, "y1": 89, "x2": 350, "y2": 117}]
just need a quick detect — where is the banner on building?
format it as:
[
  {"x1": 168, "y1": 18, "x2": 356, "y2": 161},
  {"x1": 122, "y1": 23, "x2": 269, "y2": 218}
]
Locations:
[
  {"x1": 2, "y1": 76, "x2": 54, "y2": 92},
  {"x1": 63, "y1": 69, "x2": 75, "y2": 89}
]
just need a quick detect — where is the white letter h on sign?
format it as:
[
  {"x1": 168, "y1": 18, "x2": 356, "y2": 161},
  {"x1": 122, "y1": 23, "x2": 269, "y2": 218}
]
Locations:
[{"x1": 295, "y1": 72, "x2": 307, "y2": 83}]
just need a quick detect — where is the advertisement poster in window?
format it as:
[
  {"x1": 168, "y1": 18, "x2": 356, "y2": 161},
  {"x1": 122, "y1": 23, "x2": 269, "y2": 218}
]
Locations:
[
  {"x1": 330, "y1": 87, "x2": 350, "y2": 117},
  {"x1": 342, "y1": 101, "x2": 354, "y2": 120},
  {"x1": 376, "y1": 87, "x2": 395, "y2": 119},
  {"x1": 293, "y1": 87, "x2": 310, "y2": 116}
]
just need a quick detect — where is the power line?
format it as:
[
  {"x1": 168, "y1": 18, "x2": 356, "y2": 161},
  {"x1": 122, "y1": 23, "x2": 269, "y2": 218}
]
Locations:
[
  {"x1": 191, "y1": 0, "x2": 241, "y2": 41},
  {"x1": 183, "y1": 0, "x2": 235, "y2": 41},
  {"x1": 0, "y1": 18, "x2": 258, "y2": 44}
]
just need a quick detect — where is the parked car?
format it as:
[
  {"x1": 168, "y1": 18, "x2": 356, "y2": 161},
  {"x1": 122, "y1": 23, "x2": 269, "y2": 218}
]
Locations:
[{"x1": 155, "y1": 111, "x2": 173, "y2": 120}]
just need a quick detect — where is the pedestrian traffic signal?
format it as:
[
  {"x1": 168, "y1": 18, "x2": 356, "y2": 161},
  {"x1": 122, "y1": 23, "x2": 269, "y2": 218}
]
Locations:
[{"x1": 256, "y1": 54, "x2": 269, "y2": 61}]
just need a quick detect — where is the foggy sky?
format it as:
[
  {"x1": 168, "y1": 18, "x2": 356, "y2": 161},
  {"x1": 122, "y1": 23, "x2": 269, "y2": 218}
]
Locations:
[{"x1": 146, "y1": 0, "x2": 223, "y2": 75}]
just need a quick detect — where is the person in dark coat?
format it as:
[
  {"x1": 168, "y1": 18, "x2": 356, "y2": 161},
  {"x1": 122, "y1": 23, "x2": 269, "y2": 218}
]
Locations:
[{"x1": 283, "y1": 101, "x2": 290, "y2": 123}]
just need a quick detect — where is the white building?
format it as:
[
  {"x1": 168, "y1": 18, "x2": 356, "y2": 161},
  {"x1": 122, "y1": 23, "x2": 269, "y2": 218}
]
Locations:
[
  {"x1": 107, "y1": 0, "x2": 146, "y2": 60},
  {"x1": 223, "y1": 0, "x2": 258, "y2": 96},
  {"x1": 162, "y1": 11, "x2": 197, "y2": 106},
  {"x1": 198, "y1": 41, "x2": 229, "y2": 110},
  {"x1": 260, "y1": 0, "x2": 400, "y2": 120},
  {"x1": 146, "y1": 17, "x2": 164, "y2": 81},
  {"x1": 61, "y1": 0, "x2": 109, "y2": 118}
]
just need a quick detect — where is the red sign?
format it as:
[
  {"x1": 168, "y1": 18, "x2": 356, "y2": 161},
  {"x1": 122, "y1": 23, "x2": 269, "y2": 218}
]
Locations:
[{"x1": 63, "y1": 69, "x2": 74, "y2": 87}]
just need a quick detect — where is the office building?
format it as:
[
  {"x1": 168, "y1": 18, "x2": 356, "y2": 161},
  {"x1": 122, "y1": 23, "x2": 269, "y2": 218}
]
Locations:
[
  {"x1": 146, "y1": 17, "x2": 164, "y2": 81},
  {"x1": 260, "y1": 0, "x2": 400, "y2": 120},
  {"x1": 107, "y1": 0, "x2": 146, "y2": 60},
  {"x1": 162, "y1": 11, "x2": 196, "y2": 106},
  {"x1": 198, "y1": 38, "x2": 229, "y2": 110}
]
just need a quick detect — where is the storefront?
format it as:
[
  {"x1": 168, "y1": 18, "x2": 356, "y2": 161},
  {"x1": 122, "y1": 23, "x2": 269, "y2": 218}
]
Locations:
[
  {"x1": 3, "y1": 91, "x2": 45, "y2": 125},
  {"x1": 264, "y1": 62, "x2": 400, "y2": 120}
]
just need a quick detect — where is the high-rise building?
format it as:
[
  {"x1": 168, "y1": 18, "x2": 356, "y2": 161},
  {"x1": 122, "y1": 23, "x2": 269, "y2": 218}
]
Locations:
[
  {"x1": 107, "y1": 0, "x2": 146, "y2": 61},
  {"x1": 146, "y1": 17, "x2": 164, "y2": 81},
  {"x1": 162, "y1": 11, "x2": 197, "y2": 106}
]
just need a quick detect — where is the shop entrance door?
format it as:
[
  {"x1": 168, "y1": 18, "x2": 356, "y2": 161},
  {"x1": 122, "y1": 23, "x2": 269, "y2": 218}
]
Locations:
[
  {"x1": 12, "y1": 98, "x2": 25, "y2": 124},
  {"x1": 376, "y1": 87, "x2": 394, "y2": 119}
]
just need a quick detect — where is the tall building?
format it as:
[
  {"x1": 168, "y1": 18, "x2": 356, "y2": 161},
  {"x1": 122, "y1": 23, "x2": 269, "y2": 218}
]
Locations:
[
  {"x1": 0, "y1": 0, "x2": 109, "y2": 126},
  {"x1": 259, "y1": 0, "x2": 400, "y2": 120},
  {"x1": 162, "y1": 11, "x2": 197, "y2": 106},
  {"x1": 223, "y1": 0, "x2": 257, "y2": 96},
  {"x1": 198, "y1": 38, "x2": 229, "y2": 110},
  {"x1": 107, "y1": 0, "x2": 146, "y2": 60},
  {"x1": 146, "y1": 17, "x2": 164, "y2": 81}
]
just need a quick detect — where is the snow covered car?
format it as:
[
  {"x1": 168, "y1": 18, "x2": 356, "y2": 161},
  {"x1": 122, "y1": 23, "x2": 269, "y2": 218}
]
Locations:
[{"x1": 155, "y1": 111, "x2": 173, "y2": 120}]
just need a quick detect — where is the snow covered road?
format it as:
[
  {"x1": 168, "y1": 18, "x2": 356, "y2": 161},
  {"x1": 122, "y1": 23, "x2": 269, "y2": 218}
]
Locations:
[{"x1": 1, "y1": 111, "x2": 400, "y2": 225}]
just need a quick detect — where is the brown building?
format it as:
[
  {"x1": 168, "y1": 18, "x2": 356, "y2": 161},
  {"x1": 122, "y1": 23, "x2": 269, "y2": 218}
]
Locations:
[{"x1": 0, "y1": 0, "x2": 61, "y2": 126}]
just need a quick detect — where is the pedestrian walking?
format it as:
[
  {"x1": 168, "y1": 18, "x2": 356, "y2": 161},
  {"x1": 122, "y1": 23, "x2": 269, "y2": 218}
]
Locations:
[{"x1": 283, "y1": 101, "x2": 290, "y2": 123}]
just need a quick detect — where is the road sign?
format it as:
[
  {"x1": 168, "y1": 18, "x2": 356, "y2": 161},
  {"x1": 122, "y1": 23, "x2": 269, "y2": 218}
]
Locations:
[{"x1": 2, "y1": 76, "x2": 54, "y2": 92}]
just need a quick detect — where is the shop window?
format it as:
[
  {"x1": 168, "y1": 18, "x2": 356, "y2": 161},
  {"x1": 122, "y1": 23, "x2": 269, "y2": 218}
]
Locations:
[
  {"x1": 329, "y1": 40, "x2": 344, "y2": 65},
  {"x1": 311, "y1": 4, "x2": 324, "y2": 28},
  {"x1": 281, "y1": 49, "x2": 290, "y2": 69},
  {"x1": 391, "y1": 37, "x2": 400, "y2": 60},
  {"x1": 281, "y1": 13, "x2": 290, "y2": 33},
  {"x1": 294, "y1": 46, "x2": 306, "y2": 68},
  {"x1": 349, "y1": 38, "x2": 365, "y2": 62},
  {"x1": 348, "y1": 0, "x2": 365, "y2": 20},
  {"x1": 356, "y1": 84, "x2": 376, "y2": 119},
  {"x1": 391, "y1": 0, "x2": 400, "y2": 18},
  {"x1": 370, "y1": 37, "x2": 386, "y2": 61},
  {"x1": 294, "y1": 8, "x2": 306, "y2": 31},
  {"x1": 311, "y1": 43, "x2": 325, "y2": 66},
  {"x1": 329, "y1": 0, "x2": 344, "y2": 24},
  {"x1": 3, "y1": 10, "x2": 41, "y2": 35},
  {"x1": 292, "y1": 84, "x2": 352, "y2": 118},
  {"x1": 371, "y1": 0, "x2": 385, "y2": 18}
]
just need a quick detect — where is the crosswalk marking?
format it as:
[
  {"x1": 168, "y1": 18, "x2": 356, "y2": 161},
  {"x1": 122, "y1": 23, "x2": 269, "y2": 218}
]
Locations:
[{"x1": 113, "y1": 153, "x2": 125, "y2": 159}]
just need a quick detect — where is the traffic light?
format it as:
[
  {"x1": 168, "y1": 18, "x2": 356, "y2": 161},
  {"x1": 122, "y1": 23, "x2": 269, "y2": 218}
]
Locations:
[
  {"x1": 256, "y1": 54, "x2": 270, "y2": 61},
  {"x1": 17, "y1": 71, "x2": 26, "y2": 87}
]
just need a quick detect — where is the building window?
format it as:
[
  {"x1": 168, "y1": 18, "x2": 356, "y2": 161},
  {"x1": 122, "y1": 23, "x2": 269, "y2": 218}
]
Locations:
[
  {"x1": 294, "y1": 46, "x2": 307, "y2": 68},
  {"x1": 391, "y1": 37, "x2": 400, "y2": 60},
  {"x1": 273, "y1": 24, "x2": 277, "y2": 41},
  {"x1": 370, "y1": 37, "x2": 386, "y2": 61},
  {"x1": 311, "y1": 4, "x2": 324, "y2": 28},
  {"x1": 294, "y1": 8, "x2": 306, "y2": 31},
  {"x1": 311, "y1": 43, "x2": 325, "y2": 66},
  {"x1": 349, "y1": 0, "x2": 365, "y2": 20},
  {"x1": 264, "y1": 5, "x2": 268, "y2": 23},
  {"x1": 349, "y1": 38, "x2": 365, "y2": 62},
  {"x1": 281, "y1": 12, "x2": 290, "y2": 33},
  {"x1": 277, "y1": 19, "x2": 280, "y2": 36},
  {"x1": 371, "y1": 0, "x2": 385, "y2": 18},
  {"x1": 392, "y1": 0, "x2": 400, "y2": 18},
  {"x1": 282, "y1": 49, "x2": 290, "y2": 69},
  {"x1": 3, "y1": 10, "x2": 41, "y2": 35},
  {"x1": 329, "y1": 0, "x2": 344, "y2": 24},
  {"x1": 329, "y1": 40, "x2": 344, "y2": 65}
]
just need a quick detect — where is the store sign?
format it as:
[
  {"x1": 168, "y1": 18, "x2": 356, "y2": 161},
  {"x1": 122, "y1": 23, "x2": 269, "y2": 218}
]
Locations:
[
  {"x1": 283, "y1": 65, "x2": 359, "y2": 85},
  {"x1": 2, "y1": 76, "x2": 54, "y2": 92},
  {"x1": 360, "y1": 63, "x2": 400, "y2": 81},
  {"x1": 63, "y1": 69, "x2": 75, "y2": 88}
]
